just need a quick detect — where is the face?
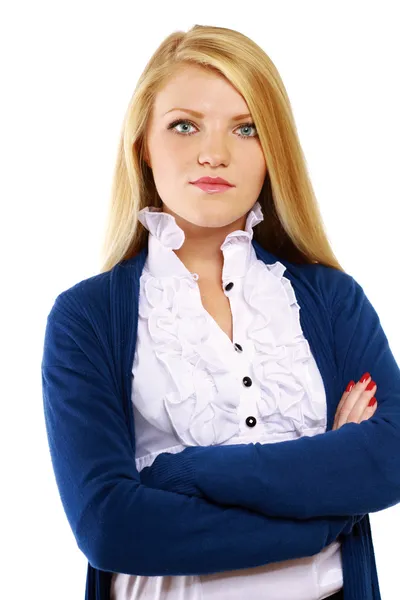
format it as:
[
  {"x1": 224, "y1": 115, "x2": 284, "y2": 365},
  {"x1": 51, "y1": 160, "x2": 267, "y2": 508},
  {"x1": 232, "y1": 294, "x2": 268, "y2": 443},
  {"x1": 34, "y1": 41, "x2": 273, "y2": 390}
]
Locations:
[{"x1": 143, "y1": 63, "x2": 267, "y2": 235}]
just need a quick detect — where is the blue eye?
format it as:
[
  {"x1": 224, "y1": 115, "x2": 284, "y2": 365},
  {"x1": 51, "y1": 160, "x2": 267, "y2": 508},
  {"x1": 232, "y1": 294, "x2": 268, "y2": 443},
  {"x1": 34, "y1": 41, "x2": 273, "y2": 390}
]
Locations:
[
  {"x1": 237, "y1": 124, "x2": 258, "y2": 138},
  {"x1": 167, "y1": 119, "x2": 258, "y2": 139}
]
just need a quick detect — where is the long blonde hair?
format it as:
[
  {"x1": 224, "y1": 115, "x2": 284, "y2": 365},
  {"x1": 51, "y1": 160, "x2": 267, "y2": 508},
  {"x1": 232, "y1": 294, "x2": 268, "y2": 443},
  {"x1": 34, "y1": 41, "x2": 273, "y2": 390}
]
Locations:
[{"x1": 99, "y1": 24, "x2": 344, "y2": 273}]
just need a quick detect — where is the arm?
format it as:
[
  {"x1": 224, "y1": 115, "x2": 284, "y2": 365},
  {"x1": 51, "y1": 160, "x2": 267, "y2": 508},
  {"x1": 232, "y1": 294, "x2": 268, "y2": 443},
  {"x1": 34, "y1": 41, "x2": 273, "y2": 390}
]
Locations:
[
  {"x1": 140, "y1": 272, "x2": 400, "y2": 520},
  {"x1": 41, "y1": 292, "x2": 360, "y2": 577}
]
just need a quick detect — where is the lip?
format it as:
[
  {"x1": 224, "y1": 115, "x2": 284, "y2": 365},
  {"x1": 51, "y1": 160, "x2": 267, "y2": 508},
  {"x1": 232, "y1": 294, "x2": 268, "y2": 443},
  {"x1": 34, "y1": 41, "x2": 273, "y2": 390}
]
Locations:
[
  {"x1": 191, "y1": 182, "x2": 233, "y2": 194},
  {"x1": 191, "y1": 176, "x2": 233, "y2": 186}
]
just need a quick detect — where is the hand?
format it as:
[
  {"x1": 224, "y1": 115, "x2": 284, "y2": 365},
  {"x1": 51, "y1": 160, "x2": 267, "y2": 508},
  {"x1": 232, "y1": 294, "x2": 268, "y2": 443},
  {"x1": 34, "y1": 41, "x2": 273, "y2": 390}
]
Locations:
[{"x1": 332, "y1": 372, "x2": 378, "y2": 431}]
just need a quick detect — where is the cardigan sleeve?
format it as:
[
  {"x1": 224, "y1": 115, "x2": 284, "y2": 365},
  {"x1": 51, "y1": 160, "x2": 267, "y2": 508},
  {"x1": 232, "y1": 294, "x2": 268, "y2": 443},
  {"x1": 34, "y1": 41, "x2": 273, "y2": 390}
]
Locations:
[
  {"x1": 139, "y1": 271, "x2": 400, "y2": 520},
  {"x1": 41, "y1": 292, "x2": 360, "y2": 577}
]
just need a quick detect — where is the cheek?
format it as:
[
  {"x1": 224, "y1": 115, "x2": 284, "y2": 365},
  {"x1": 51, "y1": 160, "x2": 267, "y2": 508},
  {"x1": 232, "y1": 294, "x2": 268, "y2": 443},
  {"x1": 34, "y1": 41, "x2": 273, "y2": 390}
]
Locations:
[
  {"x1": 150, "y1": 153, "x2": 186, "y2": 196},
  {"x1": 158, "y1": 134, "x2": 190, "y2": 167},
  {"x1": 240, "y1": 148, "x2": 267, "y2": 181},
  {"x1": 150, "y1": 137, "x2": 182, "y2": 175}
]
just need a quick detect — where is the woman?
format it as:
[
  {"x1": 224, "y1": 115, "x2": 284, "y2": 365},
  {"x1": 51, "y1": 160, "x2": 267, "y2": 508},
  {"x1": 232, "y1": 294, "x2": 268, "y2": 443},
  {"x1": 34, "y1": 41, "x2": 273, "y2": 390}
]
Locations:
[{"x1": 41, "y1": 25, "x2": 400, "y2": 600}]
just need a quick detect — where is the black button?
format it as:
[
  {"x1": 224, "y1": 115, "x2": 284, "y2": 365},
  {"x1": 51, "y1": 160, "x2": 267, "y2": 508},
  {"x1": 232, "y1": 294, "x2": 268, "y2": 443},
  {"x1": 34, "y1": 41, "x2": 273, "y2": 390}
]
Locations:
[
  {"x1": 224, "y1": 282, "x2": 234, "y2": 291},
  {"x1": 243, "y1": 376, "x2": 252, "y2": 387},
  {"x1": 234, "y1": 343, "x2": 243, "y2": 353},
  {"x1": 246, "y1": 416, "x2": 257, "y2": 427}
]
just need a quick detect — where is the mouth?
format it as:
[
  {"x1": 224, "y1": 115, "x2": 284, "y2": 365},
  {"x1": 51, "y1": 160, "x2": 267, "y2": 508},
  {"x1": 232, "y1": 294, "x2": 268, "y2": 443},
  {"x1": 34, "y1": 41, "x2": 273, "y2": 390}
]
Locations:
[
  {"x1": 191, "y1": 177, "x2": 233, "y2": 186},
  {"x1": 190, "y1": 182, "x2": 234, "y2": 194}
]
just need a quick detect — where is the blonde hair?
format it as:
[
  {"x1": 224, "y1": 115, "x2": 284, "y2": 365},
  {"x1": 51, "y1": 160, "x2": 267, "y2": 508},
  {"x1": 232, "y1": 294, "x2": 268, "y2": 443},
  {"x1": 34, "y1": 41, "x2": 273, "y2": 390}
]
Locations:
[{"x1": 99, "y1": 24, "x2": 344, "y2": 273}]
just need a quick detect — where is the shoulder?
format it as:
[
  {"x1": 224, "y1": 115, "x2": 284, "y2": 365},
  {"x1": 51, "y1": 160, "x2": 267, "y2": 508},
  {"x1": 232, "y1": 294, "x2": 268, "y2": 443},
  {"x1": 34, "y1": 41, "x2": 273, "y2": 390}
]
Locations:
[
  {"x1": 46, "y1": 247, "x2": 146, "y2": 324},
  {"x1": 282, "y1": 260, "x2": 358, "y2": 316},
  {"x1": 47, "y1": 268, "x2": 114, "y2": 326},
  {"x1": 252, "y1": 239, "x2": 356, "y2": 314}
]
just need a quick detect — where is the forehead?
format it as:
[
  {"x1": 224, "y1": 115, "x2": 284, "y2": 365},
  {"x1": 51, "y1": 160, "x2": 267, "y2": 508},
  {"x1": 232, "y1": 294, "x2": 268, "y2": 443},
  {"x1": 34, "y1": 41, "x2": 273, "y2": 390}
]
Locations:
[{"x1": 152, "y1": 64, "x2": 248, "y2": 115}]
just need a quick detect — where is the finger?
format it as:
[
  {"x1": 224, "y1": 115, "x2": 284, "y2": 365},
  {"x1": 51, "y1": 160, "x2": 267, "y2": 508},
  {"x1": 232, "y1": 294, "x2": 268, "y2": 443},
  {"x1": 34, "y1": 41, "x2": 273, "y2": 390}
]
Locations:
[
  {"x1": 359, "y1": 399, "x2": 378, "y2": 423},
  {"x1": 333, "y1": 381, "x2": 356, "y2": 430},
  {"x1": 347, "y1": 381, "x2": 377, "y2": 423},
  {"x1": 336, "y1": 382, "x2": 355, "y2": 414},
  {"x1": 336, "y1": 374, "x2": 372, "y2": 429}
]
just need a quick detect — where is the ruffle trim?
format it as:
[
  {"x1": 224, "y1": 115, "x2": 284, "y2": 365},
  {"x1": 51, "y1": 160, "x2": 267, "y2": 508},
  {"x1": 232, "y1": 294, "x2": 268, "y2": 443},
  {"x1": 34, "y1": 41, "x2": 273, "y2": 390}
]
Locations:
[
  {"x1": 135, "y1": 257, "x2": 327, "y2": 447},
  {"x1": 137, "y1": 201, "x2": 264, "y2": 250}
]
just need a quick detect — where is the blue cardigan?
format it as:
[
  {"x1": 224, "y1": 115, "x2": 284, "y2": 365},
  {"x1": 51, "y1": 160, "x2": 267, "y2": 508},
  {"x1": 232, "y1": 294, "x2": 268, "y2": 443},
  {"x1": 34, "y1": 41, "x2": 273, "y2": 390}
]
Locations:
[{"x1": 41, "y1": 239, "x2": 400, "y2": 600}]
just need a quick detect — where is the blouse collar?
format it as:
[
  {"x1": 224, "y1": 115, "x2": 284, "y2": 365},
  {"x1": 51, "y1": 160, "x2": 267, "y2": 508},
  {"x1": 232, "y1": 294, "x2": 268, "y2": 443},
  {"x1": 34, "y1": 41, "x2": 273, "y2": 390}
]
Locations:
[{"x1": 137, "y1": 200, "x2": 264, "y2": 281}]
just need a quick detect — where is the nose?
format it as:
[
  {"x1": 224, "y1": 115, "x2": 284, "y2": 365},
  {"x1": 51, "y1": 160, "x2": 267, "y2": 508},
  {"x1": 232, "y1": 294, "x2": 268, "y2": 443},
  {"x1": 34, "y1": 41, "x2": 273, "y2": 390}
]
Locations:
[{"x1": 198, "y1": 133, "x2": 230, "y2": 166}]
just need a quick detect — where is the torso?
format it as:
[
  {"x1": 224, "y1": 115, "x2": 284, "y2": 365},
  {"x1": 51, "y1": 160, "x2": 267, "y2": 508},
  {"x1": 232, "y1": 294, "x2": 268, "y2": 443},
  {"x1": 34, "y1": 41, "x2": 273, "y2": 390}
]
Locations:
[{"x1": 197, "y1": 282, "x2": 233, "y2": 343}]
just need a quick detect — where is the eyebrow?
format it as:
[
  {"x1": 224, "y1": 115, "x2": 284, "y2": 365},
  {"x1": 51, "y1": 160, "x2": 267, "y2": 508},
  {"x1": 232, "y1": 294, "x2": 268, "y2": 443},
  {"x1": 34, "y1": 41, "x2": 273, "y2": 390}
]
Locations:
[{"x1": 163, "y1": 108, "x2": 252, "y2": 121}]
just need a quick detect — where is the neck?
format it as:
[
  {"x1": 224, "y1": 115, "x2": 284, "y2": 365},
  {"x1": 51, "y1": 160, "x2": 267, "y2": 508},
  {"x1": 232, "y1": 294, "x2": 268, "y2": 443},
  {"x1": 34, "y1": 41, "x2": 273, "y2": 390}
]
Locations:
[{"x1": 173, "y1": 247, "x2": 224, "y2": 284}]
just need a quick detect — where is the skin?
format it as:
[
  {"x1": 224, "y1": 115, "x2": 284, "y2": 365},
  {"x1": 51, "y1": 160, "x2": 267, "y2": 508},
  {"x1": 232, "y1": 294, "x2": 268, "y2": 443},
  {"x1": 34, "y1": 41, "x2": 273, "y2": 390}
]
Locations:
[
  {"x1": 143, "y1": 63, "x2": 267, "y2": 284},
  {"x1": 333, "y1": 375, "x2": 377, "y2": 430},
  {"x1": 143, "y1": 64, "x2": 379, "y2": 417}
]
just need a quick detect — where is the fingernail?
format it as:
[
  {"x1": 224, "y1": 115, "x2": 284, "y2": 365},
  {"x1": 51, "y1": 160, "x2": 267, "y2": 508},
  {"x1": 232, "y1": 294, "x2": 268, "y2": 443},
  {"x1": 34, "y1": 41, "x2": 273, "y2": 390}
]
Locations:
[
  {"x1": 368, "y1": 397, "x2": 377, "y2": 407},
  {"x1": 365, "y1": 380, "x2": 376, "y2": 391},
  {"x1": 360, "y1": 372, "x2": 371, "y2": 383},
  {"x1": 346, "y1": 381, "x2": 355, "y2": 392}
]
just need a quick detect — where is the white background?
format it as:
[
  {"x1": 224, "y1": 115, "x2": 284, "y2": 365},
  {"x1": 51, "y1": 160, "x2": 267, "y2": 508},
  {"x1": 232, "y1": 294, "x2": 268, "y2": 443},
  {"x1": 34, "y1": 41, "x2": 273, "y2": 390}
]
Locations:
[{"x1": 1, "y1": 2, "x2": 399, "y2": 599}]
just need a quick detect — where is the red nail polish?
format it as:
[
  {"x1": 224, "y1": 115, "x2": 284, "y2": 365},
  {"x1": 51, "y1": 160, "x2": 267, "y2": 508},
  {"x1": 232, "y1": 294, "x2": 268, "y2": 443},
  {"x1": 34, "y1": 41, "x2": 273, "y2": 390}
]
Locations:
[
  {"x1": 360, "y1": 372, "x2": 371, "y2": 383},
  {"x1": 366, "y1": 380, "x2": 376, "y2": 391},
  {"x1": 368, "y1": 397, "x2": 377, "y2": 407},
  {"x1": 345, "y1": 381, "x2": 355, "y2": 392}
]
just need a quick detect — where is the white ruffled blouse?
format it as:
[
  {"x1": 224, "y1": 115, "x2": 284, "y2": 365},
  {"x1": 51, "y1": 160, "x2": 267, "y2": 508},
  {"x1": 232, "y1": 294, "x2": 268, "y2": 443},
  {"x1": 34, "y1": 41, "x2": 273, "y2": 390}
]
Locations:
[{"x1": 110, "y1": 200, "x2": 344, "y2": 600}]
